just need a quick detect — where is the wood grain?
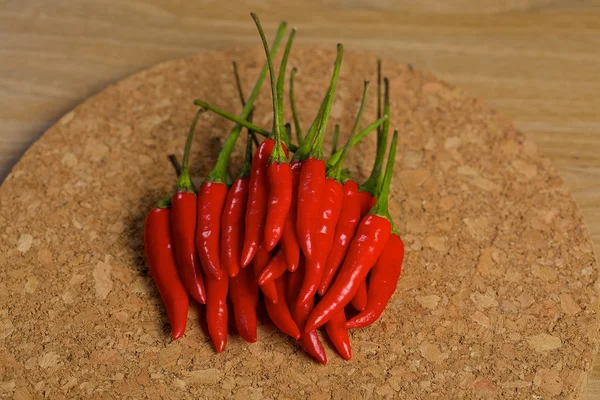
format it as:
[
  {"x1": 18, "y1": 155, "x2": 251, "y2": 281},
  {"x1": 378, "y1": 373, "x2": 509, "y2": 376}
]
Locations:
[{"x1": 1, "y1": 1, "x2": 599, "y2": 397}]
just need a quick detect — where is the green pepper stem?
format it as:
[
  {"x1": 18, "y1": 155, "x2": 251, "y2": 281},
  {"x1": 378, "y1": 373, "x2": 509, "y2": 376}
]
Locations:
[
  {"x1": 370, "y1": 130, "x2": 398, "y2": 221},
  {"x1": 176, "y1": 109, "x2": 204, "y2": 192},
  {"x1": 276, "y1": 29, "x2": 296, "y2": 147},
  {"x1": 359, "y1": 76, "x2": 390, "y2": 196},
  {"x1": 156, "y1": 197, "x2": 172, "y2": 209},
  {"x1": 168, "y1": 154, "x2": 182, "y2": 177},
  {"x1": 169, "y1": 154, "x2": 198, "y2": 192},
  {"x1": 307, "y1": 44, "x2": 343, "y2": 160},
  {"x1": 331, "y1": 124, "x2": 340, "y2": 156},
  {"x1": 327, "y1": 81, "x2": 370, "y2": 181},
  {"x1": 293, "y1": 84, "x2": 329, "y2": 161},
  {"x1": 251, "y1": 13, "x2": 292, "y2": 163},
  {"x1": 290, "y1": 67, "x2": 303, "y2": 146},
  {"x1": 239, "y1": 110, "x2": 255, "y2": 179},
  {"x1": 195, "y1": 100, "x2": 270, "y2": 137},
  {"x1": 204, "y1": 21, "x2": 287, "y2": 183},
  {"x1": 232, "y1": 61, "x2": 246, "y2": 107},
  {"x1": 376, "y1": 59, "x2": 382, "y2": 138},
  {"x1": 326, "y1": 114, "x2": 387, "y2": 168},
  {"x1": 193, "y1": 100, "x2": 300, "y2": 152}
]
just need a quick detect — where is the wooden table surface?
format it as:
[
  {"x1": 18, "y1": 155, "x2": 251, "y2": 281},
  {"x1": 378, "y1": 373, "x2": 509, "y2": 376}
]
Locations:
[{"x1": 1, "y1": 0, "x2": 599, "y2": 397}]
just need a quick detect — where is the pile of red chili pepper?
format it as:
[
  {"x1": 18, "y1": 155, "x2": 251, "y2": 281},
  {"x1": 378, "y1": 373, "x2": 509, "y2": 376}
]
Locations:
[{"x1": 143, "y1": 13, "x2": 405, "y2": 364}]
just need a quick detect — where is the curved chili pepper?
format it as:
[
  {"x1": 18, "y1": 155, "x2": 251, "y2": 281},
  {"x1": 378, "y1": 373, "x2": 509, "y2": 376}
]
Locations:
[
  {"x1": 144, "y1": 201, "x2": 189, "y2": 340},
  {"x1": 358, "y1": 71, "x2": 389, "y2": 212},
  {"x1": 242, "y1": 139, "x2": 275, "y2": 266},
  {"x1": 230, "y1": 261, "x2": 259, "y2": 342},
  {"x1": 305, "y1": 130, "x2": 399, "y2": 331},
  {"x1": 279, "y1": 161, "x2": 302, "y2": 271},
  {"x1": 253, "y1": 245, "x2": 279, "y2": 304},
  {"x1": 325, "y1": 310, "x2": 351, "y2": 360},
  {"x1": 197, "y1": 21, "x2": 287, "y2": 273},
  {"x1": 171, "y1": 110, "x2": 207, "y2": 305},
  {"x1": 297, "y1": 178, "x2": 343, "y2": 303},
  {"x1": 295, "y1": 44, "x2": 344, "y2": 259},
  {"x1": 196, "y1": 182, "x2": 228, "y2": 279},
  {"x1": 220, "y1": 173, "x2": 250, "y2": 278},
  {"x1": 258, "y1": 249, "x2": 288, "y2": 286},
  {"x1": 354, "y1": 72, "x2": 389, "y2": 305},
  {"x1": 298, "y1": 81, "x2": 371, "y2": 305},
  {"x1": 265, "y1": 273, "x2": 301, "y2": 339},
  {"x1": 288, "y1": 258, "x2": 327, "y2": 365},
  {"x1": 346, "y1": 233, "x2": 404, "y2": 329},
  {"x1": 350, "y1": 281, "x2": 368, "y2": 311},
  {"x1": 206, "y1": 272, "x2": 229, "y2": 353},
  {"x1": 262, "y1": 27, "x2": 296, "y2": 250},
  {"x1": 319, "y1": 179, "x2": 361, "y2": 295}
]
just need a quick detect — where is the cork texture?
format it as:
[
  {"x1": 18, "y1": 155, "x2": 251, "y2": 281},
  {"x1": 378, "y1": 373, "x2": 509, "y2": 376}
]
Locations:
[{"x1": 0, "y1": 45, "x2": 598, "y2": 399}]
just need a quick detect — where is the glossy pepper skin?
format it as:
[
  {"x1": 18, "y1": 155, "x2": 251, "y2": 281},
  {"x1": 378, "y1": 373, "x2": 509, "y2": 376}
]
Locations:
[
  {"x1": 220, "y1": 177, "x2": 249, "y2": 278},
  {"x1": 320, "y1": 180, "x2": 361, "y2": 295},
  {"x1": 253, "y1": 245, "x2": 279, "y2": 304},
  {"x1": 265, "y1": 274, "x2": 301, "y2": 339},
  {"x1": 258, "y1": 249, "x2": 288, "y2": 286},
  {"x1": 241, "y1": 139, "x2": 274, "y2": 266},
  {"x1": 171, "y1": 192, "x2": 207, "y2": 305},
  {"x1": 297, "y1": 177, "x2": 343, "y2": 304},
  {"x1": 289, "y1": 258, "x2": 327, "y2": 365},
  {"x1": 144, "y1": 205, "x2": 189, "y2": 340},
  {"x1": 305, "y1": 130, "x2": 399, "y2": 331},
  {"x1": 305, "y1": 213, "x2": 391, "y2": 331},
  {"x1": 196, "y1": 182, "x2": 228, "y2": 279},
  {"x1": 347, "y1": 234, "x2": 404, "y2": 329},
  {"x1": 264, "y1": 161, "x2": 292, "y2": 250},
  {"x1": 229, "y1": 263, "x2": 258, "y2": 342},
  {"x1": 262, "y1": 26, "x2": 295, "y2": 251},
  {"x1": 279, "y1": 161, "x2": 302, "y2": 271},
  {"x1": 358, "y1": 192, "x2": 376, "y2": 219},
  {"x1": 350, "y1": 281, "x2": 368, "y2": 311},
  {"x1": 296, "y1": 157, "x2": 326, "y2": 258},
  {"x1": 206, "y1": 273, "x2": 229, "y2": 352},
  {"x1": 325, "y1": 310, "x2": 352, "y2": 360},
  {"x1": 221, "y1": 102, "x2": 255, "y2": 278}
]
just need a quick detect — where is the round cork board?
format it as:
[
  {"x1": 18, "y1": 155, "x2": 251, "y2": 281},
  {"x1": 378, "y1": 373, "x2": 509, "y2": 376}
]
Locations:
[{"x1": 1, "y1": 45, "x2": 599, "y2": 399}]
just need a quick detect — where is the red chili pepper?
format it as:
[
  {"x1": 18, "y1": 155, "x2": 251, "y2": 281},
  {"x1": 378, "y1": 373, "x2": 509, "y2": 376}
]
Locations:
[
  {"x1": 298, "y1": 80, "x2": 370, "y2": 304},
  {"x1": 319, "y1": 179, "x2": 361, "y2": 295},
  {"x1": 358, "y1": 191, "x2": 377, "y2": 218},
  {"x1": 253, "y1": 245, "x2": 279, "y2": 304},
  {"x1": 171, "y1": 110, "x2": 207, "y2": 305},
  {"x1": 347, "y1": 233, "x2": 404, "y2": 329},
  {"x1": 350, "y1": 281, "x2": 368, "y2": 311},
  {"x1": 295, "y1": 44, "x2": 344, "y2": 259},
  {"x1": 205, "y1": 272, "x2": 229, "y2": 353},
  {"x1": 325, "y1": 310, "x2": 351, "y2": 360},
  {"x1": 196, "y1": 182, "x2": 228, "y2": 279},
  {"x1": 279, "y1": 161, "x2": 302, "y2": 271},
  {"x1": 242, "y1": 15, "x2": 292, "y2": 264},
  {"x1": 193, "y1": 19, "x2": 287, "y2": 273},
  {"x1": 221, "y1": 126, "x2": 254, "y2": 278},
  {"x1": 229, "y1": 261, "x2": 259, "y2": 342},
  {"x1": 242, "y1": 139, "x2": 275, "y2": 266},
  {"x1": 354, "y1": 71, "x2": 389, "y2": 306},
  {"x1": 358, "y1": 70, "x2": 389, "y2": 212},
  {"x1": 262, "y1": 27, "x2": 296, "y2": 250},
  {"x1": 265, "y1": 273, "x2": 301, "y2": 339},
  {"x1": 288, "y1": 258, "x2": 327, "y2": 365},
  {"x1": 258, "y1": 249, "x2": 288, "y2": 286},
  {"x1": 144, "y1": 202, "x2": 189, "y2": 340},
  {"x1": 305, "y1": 130, "x2": 399, "y2": 331}
]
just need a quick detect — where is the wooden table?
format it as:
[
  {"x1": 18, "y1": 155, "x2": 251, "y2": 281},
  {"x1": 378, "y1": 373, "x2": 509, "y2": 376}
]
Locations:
[{"x1": 1, "y1": 0, "x2": 599, "y2": 397}]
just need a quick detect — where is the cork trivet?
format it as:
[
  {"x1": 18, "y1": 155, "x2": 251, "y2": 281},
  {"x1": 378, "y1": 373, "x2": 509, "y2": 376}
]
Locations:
[{"x1": 0, "y1": 45, "x2": 598, "y2": 399}]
